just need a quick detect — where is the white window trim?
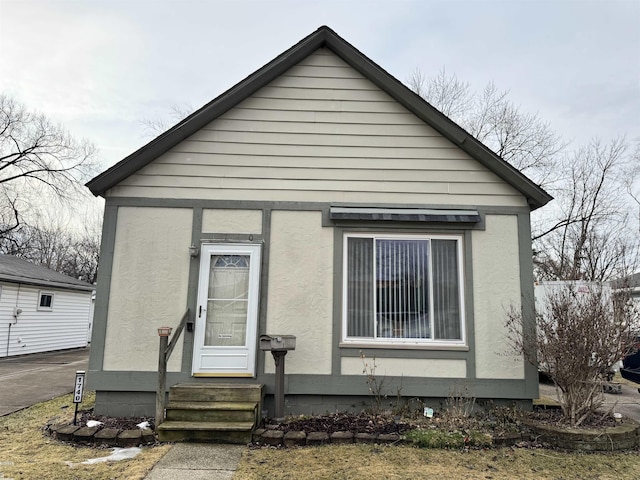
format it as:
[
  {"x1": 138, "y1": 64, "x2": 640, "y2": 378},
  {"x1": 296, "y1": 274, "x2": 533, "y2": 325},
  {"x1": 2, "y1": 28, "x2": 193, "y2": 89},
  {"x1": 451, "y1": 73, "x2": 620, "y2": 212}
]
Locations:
[
  {"x1": 37, "y1": 291, "x2": 54, "y2": 311},
  {"x1": 341, "y1": 232, "x2": 466, "y2": 348}
]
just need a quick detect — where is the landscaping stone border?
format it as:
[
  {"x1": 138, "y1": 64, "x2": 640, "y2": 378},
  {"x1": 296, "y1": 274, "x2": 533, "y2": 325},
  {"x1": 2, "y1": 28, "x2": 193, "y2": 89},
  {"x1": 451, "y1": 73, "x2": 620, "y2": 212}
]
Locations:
[
  {"x1": 522, "y1": 418, "x2": 640, "y2": 451},
  {"x1": 252, "y1": 424, "x2": 640, "y2": 450},
  {"x1": 252, "y1": 428, "x2": 412, "y2": 447},
  {"x1": 45, "y1": 419, "x2": 640, "y2": 452},
  {"x1": 46, "y1": 423, "x2": 155, "y2": 447}
]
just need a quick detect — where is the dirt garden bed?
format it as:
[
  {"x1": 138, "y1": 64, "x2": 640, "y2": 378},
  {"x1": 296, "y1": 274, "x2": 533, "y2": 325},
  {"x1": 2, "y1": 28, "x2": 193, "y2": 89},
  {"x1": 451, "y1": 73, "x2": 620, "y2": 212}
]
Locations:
[
  {"x1": 47, "y1": 404, "x2": 640, "y2": 452},
  {"x1": 251, "y1": 405, "x2": 640, "y2": 451},
  {"x1": 45, "y1": 410, "x2": 157, "y2": 448}
]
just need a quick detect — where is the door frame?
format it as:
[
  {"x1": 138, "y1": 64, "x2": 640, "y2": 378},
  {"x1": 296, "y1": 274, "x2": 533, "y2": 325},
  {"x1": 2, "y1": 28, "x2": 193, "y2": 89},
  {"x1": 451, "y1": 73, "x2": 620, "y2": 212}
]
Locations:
[{"x1": 191, "y1": 243, "x2": 261, "y2": 377}]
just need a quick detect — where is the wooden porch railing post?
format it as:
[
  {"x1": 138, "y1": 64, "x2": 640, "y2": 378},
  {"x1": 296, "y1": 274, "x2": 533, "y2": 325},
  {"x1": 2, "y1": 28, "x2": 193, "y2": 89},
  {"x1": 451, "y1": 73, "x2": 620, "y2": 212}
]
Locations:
[
  {"x1": 156, "y1": 333, "x2": 169, "y2": 428},
  {"x1": 155, "y1": 309, "x2": 189, "y2": 428}
]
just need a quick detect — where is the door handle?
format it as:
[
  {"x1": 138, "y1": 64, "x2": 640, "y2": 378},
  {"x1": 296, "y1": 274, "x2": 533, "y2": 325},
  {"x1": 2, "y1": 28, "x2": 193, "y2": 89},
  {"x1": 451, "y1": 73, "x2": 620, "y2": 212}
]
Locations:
[{"x1": 199, "y1": 305, "x2": 202, "y2": 318}]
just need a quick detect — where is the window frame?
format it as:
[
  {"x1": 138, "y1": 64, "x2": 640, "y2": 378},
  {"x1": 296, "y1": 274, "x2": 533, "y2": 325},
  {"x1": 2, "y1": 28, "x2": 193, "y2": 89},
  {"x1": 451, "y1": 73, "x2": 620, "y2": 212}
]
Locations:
[
  {"x1": 341, "y1": 232, "x2": 466, "y2": 347},
  {"x1": 37, "y1": 291, "x2": 54, "y2": 311}
]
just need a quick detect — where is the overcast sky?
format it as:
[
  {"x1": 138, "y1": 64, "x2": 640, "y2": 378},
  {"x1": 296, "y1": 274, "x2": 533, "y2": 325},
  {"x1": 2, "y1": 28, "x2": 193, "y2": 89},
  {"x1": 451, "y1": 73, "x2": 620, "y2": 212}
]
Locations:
[{"x1": 1, "y1": 0, "x2": 639, "y2": 174}]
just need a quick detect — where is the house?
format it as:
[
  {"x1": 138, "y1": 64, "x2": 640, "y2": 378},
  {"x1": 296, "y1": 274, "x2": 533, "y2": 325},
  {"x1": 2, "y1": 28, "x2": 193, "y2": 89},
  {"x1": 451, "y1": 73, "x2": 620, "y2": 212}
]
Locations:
[
  {"x1": 0, "y1": 255, "x2": 94, "y2": 357},
  {"x1": 86, "y1": 26, "x2": 552, "y2": 423}
]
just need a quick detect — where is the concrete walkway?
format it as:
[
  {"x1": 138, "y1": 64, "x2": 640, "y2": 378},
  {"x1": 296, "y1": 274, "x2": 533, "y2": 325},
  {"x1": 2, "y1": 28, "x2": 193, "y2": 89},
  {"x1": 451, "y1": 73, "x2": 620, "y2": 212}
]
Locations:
[
  {"x1": 0, "y1": 347, "x2": 89, "y2": 416},
  {"x1": 143, "y1": 443, "x2": 244, "y2": 480}
]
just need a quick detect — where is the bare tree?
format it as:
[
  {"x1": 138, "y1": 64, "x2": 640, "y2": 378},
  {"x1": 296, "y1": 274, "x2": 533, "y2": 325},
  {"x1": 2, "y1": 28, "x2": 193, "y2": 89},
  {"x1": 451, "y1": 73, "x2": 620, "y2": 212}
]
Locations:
[
  {"x1": 139, "y1": 103, "x2": 194, "y2": 138},
  {"x1": 507, "y1": 283, "x2": 638, "y2": 426},
  {"x1": 533, "y1": 138, "x2": 639, "y2": 281},
  {"x1": 407, "y1": 70, "x2": 639, "y2": 280},
  {"x1": 62, "y1": 214, "x2": 102, "y2": 284},
  {"x1": 407, "y1": 68, "x2": 565, "y2": 186},
  {"x1": 0, "y1": 94, "x2": 97, "y2": 235},
  {"x1": 623, "y1": 140, "x2": 640, "y2": 232},
  {"x1": 0, "y1": 208, "x2": 102, "y2": 283}
]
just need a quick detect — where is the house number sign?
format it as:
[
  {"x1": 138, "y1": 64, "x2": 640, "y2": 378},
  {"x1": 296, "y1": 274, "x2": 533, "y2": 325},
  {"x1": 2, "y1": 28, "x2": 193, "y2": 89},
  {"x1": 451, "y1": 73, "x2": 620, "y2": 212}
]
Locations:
[
  {"x1": 74, "y1": 371, "x2": 85, "y2": 403},
  {"x1": 73, "y1": 371, "x2": 85, "y2": 425}
]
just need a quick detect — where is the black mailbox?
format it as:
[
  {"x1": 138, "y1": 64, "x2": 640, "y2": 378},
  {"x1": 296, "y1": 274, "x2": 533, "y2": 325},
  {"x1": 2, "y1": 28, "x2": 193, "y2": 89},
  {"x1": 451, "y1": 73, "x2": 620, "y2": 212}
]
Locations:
[
  {"x1": 259, "y1": 334, "x2": 296, "y2": 420},
  {"x1": 259, "y1": 334, "x2": 296, "y2": 352}
]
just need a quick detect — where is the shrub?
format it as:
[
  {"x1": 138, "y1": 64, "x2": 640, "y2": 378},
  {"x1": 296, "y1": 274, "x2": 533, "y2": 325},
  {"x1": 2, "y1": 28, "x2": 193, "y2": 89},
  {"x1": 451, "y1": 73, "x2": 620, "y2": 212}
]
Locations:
[{"x1": 506, "y1": 282, "x2": 638, "y2": 426}]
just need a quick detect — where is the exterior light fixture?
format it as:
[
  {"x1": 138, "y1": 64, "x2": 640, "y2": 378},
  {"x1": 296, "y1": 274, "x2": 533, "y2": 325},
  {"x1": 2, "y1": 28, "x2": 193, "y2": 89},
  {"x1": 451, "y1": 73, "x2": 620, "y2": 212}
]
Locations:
[
  {"x1": 157, "y1": 326, "x2": 173, "y2": 337},
  {"x1": 189, "y1": 243, "x2": 199, "y2": 257}
]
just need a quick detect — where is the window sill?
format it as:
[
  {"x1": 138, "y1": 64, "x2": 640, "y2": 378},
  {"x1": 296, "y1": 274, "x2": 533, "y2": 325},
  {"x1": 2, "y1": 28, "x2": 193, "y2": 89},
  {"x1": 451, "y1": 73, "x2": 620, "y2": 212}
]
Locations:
[{"x1": 339, "y1": 342, "x2": 469, "y2": 351}]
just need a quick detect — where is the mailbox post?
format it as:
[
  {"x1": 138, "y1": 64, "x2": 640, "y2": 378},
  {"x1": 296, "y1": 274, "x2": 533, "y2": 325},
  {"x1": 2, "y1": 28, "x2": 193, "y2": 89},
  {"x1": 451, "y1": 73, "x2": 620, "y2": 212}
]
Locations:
[{"x1": 259, "y1": 335, "x2": 296, "y2": 420}]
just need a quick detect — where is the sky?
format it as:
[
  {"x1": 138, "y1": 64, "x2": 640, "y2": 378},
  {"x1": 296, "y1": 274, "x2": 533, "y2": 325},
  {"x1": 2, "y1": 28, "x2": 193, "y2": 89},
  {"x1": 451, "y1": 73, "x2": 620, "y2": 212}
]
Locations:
[{"x1": 0, "y1": 0, "x2": 639, "y2": 187}]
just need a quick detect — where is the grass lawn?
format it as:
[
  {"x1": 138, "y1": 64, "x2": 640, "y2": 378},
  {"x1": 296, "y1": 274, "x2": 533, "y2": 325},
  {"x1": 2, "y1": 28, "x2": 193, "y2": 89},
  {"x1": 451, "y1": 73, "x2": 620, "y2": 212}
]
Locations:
[
  {"x1": 235, "y1": 444, "x2": 640, "y2": 480},
  {"x1": 1, "y1": 393, "x2": 639, "y2": 480},
  {"x1": 0, "y1": 392, "x2": 170, "y2": 480}
]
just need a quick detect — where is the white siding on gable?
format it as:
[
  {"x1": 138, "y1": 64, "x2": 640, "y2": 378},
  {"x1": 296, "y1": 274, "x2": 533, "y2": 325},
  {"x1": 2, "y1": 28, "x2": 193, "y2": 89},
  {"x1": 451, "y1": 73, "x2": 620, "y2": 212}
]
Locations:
[
  {"x1": 0, "y1": 283, "x2": 91, "y2": 357},
  {"x1": 109, "y1": 49, "x2": 525, "y2": 207}
]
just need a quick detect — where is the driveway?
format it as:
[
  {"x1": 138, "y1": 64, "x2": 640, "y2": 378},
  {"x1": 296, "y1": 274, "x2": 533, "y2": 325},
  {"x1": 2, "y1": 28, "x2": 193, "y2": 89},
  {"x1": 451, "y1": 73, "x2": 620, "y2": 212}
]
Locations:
[
  {"x1": 538, "y1": 379, "x2": 640, "y2": 423},
  {"x1": 0, "y1": 348, "x2": 89, "y2": 416}
]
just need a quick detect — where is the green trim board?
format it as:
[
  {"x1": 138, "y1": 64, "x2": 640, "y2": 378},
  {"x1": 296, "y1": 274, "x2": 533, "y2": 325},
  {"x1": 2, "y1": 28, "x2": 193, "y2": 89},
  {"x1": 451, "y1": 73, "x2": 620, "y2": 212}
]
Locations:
[
  {"x1": 257, "y1": 208, "x2": 272, "y2": 378},
  {"x1": 100, "y1": 196, "x2": 532, "y2": 217},
  {"x1": 180, "y1": 207, "x2": 202, "y2": 373},
  {"x1": 86, "y1": 26, "x2": 551, "y2": 210},
  {"x1": 89, "y1": 370, "x2": 534, "y2": 399},
  {"x1": 463, "y1": 229, "x2": 476, "y2": 378},
  {"x1": 94, "y1": 390, "x2": 533, "y2": 418},
  {"x1": 517, "y1": 211, "x2": 540, "y2": 397},
  {"x1": 88, "y1": 202, "x2": 118, "y2": 372},
  {"x1": 340, "y1": 348, "x2": 470, "y2": 360}
]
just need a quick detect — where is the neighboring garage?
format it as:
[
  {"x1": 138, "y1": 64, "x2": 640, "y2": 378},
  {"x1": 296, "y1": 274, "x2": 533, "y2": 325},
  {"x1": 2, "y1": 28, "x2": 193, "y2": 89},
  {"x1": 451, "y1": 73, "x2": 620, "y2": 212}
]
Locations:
[{"x1": 0, "y1": 255, "x2": 94, "y2": 357}]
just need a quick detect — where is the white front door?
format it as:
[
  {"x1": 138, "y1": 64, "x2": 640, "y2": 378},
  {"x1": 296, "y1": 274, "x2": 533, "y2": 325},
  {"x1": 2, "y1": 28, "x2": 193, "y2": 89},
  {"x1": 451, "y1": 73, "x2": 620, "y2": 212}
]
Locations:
[{"x1": 192, "y1": 243, "x2": 261, "y2": 376}]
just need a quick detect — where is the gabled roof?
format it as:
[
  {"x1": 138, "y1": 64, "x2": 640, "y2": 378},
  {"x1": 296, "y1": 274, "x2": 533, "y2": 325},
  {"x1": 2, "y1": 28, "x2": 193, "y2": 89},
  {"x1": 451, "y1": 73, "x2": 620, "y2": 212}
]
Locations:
[
  {"x1": 0, "y1": 255, "x2": 94, "y2": 292},
  {"x1": 87, "y1": 26, "x2": 552, "y2": 210}
]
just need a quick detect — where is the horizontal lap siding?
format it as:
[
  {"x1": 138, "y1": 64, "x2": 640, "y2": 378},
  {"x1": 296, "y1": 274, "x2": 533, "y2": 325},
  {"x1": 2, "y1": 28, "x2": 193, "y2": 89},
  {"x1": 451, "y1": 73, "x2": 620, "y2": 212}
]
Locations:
[
  {"x1": 112, "y1": 49, "x2": 524, "y2": 206},
  {"x1": 0, "y1": 284, "x2": 91, "y2": 357}
]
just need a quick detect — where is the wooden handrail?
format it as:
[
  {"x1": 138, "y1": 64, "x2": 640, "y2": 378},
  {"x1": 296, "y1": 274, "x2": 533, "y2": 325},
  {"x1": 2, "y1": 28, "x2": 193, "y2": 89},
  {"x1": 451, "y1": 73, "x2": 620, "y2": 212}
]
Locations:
[
  {"x1": 156, "y1": 308, "x2": 190, "y2": 428},
  {"x1": 166, "y1": 309, "x2": 189, "y2": 359}
]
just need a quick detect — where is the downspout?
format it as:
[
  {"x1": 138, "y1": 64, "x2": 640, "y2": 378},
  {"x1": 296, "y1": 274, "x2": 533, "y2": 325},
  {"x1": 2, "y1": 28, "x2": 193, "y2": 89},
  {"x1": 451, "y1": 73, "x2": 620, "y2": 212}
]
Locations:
[{"x1": 6, "y1": 283, "x2": 21, "y2": 357}]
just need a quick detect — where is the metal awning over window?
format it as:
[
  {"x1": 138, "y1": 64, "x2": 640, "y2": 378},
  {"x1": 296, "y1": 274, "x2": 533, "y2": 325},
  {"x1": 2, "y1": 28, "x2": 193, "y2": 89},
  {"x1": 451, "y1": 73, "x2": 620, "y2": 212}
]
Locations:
[{"x1": 329, "y1": 207, "x2": 481, "y2": 223}]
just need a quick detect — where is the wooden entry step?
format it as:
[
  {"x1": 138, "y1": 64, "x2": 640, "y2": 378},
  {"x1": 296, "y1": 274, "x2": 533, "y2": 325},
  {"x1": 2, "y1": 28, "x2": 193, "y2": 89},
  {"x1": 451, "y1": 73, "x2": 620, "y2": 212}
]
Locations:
[{"x1": 157, "y1": 383, "x2": 263, "y2": 444}]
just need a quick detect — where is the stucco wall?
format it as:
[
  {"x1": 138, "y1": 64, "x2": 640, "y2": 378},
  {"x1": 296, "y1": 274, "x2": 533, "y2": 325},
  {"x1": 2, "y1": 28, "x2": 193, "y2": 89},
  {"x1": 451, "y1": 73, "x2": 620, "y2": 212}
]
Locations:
[
  {"x1": 202, "y1": 209, "x2": 262, "y2": 234},
  {"x1": 472, "y1": 214, "x2": 525, "y2": 379},
  {"x1": 265, "y1": 210, "x2": 333, "y2": 374},
  {"x1": 102, "y1": 207, "x2": 192, "y2": 371},
  {"x1": 341, "y1": 357, "x2": 466, "y2": 378}
]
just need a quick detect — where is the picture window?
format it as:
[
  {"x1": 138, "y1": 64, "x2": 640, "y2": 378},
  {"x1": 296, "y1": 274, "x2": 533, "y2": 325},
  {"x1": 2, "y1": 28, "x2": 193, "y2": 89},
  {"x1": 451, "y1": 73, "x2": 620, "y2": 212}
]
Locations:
[{"x1": 343, "y1": 233, "x2": 465, "y2": 346}]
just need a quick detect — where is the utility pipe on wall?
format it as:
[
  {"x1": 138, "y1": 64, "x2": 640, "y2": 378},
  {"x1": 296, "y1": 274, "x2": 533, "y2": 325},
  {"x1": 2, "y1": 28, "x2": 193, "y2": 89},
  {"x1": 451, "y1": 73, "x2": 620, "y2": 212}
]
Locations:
[{"x1": 6, "y1": 283, "x2": 22, "y2": 357}]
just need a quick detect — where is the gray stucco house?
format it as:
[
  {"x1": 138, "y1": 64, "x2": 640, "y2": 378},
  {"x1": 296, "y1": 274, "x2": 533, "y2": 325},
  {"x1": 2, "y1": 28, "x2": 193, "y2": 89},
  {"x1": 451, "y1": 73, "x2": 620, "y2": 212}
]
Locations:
[{"x1": 86, "y1": 26, "x2": 551, "y2": 425}]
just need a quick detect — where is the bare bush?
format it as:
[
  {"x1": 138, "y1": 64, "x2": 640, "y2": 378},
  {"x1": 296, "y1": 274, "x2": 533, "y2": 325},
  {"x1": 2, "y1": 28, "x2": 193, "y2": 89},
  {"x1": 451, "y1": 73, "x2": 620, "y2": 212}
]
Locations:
[{"x1": 507, "y1": 283, "x2": 638, "y2": 426}]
